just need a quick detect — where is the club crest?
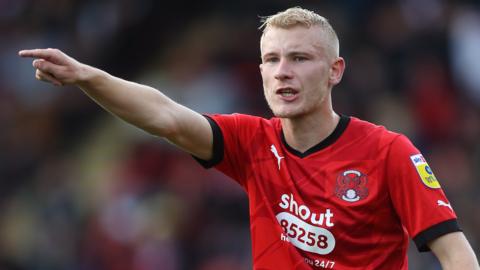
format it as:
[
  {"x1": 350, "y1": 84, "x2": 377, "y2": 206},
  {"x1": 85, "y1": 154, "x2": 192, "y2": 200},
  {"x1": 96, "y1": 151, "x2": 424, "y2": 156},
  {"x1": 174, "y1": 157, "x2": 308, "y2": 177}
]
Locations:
[{"x1": 335, "y1": 170, "x2": 368, "y2": 202}]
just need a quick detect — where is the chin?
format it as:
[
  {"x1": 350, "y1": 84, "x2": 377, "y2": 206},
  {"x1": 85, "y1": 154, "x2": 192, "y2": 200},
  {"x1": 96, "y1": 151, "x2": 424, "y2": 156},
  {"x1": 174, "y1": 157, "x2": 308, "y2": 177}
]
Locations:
[
  {"x1": 267, "y1": 102, "x2": 305, "y2": 118},
  {"x1": 271, "y1": 109, "x2": 304, "y2": 119}
]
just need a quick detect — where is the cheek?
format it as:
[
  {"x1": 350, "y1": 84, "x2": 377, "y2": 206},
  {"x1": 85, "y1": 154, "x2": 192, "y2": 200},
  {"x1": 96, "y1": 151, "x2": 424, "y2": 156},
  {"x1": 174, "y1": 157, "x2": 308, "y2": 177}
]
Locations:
[
  {"x1": 306, "y1": 67, "x2": 329, "y2": 87},
  {"x1": 261, "y1": 70, "x2": 274, "y2": 90}
]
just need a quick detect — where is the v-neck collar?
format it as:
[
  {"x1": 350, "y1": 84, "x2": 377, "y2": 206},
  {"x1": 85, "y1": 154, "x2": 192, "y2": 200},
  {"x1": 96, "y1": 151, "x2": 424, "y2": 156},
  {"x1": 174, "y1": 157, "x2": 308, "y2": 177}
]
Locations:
[{"x1": 281, "y1": 115, "x2": 350, "y2": 158}]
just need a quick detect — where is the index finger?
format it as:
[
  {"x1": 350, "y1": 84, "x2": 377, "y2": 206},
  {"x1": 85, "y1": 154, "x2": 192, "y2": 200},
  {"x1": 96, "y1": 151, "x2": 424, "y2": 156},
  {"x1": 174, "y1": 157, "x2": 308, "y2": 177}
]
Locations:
[{"x1": 18, "y1": 49, "x2": 65, "y2": 64}]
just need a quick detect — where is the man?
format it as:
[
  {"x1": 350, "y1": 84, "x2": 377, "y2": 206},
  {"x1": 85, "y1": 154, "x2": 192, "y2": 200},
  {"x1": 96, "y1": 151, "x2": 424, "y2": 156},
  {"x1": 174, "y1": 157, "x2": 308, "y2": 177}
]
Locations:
[{"x1": 19, "y1": 7, "x2": 478, "y2": 270}]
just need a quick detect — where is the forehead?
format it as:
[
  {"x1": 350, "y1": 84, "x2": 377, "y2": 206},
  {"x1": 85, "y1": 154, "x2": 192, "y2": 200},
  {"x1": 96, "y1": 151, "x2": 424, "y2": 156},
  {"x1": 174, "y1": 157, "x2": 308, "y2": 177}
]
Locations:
[{"x1": 260, "y1": 25, "x2": 328, "y2": 55}]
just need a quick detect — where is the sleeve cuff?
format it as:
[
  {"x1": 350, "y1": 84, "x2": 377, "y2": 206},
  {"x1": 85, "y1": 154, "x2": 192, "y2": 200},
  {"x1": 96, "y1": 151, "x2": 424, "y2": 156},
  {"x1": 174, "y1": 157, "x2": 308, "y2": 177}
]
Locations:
[
  {"x1": 192, "y1": 115, "x2": 224, "y2": 168},
  {"x1": 413, "y1": 219, "x2": 462, "y2": 252}
]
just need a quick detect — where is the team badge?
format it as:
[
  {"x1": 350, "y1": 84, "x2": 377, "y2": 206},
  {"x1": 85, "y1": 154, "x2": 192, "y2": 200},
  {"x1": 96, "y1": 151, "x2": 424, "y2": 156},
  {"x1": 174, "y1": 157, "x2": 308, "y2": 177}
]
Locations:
[
  {"x1": 410, "y1": 154, "x2": 440, "y2": 189},
  {"x1": 335, "y1": 170, "x2": 368, "y2": 202}
]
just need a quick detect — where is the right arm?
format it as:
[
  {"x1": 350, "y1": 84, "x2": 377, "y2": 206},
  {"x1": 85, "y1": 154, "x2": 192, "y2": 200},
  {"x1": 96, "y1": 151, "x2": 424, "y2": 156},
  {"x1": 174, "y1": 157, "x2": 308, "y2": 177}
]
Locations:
[
  {"x1": 429, "y1": 232, "x2": 480, "y2": 270},
  {"x1": 19, "y1": 48, "x2": 213, "y2": 160}
]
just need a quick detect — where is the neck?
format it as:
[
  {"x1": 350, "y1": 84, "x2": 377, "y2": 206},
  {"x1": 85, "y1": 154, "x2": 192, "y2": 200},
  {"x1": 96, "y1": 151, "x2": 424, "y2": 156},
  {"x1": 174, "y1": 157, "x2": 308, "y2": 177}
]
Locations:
[{"x1": 281, "y1": 109, "x2": 340, "y2": 153}]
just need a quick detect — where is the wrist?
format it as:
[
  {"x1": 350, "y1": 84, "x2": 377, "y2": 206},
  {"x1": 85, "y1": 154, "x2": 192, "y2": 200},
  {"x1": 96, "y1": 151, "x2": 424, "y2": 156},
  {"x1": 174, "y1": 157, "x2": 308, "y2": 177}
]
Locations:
[{"x1": 76, "y1": 64, "x2": 108, "y2": 88}]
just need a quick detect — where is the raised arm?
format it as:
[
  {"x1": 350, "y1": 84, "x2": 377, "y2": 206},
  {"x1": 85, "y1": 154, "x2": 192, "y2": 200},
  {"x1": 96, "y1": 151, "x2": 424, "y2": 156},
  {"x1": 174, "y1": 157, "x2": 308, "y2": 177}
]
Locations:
[
  {"x1": 429, "y1": 231, "x2": 480, "y2": 270},
  {"x1": 19, "y1": 48, "x2": 213, "y2": 160}
]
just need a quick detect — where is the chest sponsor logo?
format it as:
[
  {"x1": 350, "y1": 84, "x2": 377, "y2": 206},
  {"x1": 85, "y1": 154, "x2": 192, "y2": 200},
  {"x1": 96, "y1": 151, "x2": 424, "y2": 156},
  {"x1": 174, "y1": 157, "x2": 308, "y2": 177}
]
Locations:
[
  {"x1": 334, "y1": 170, "x2": 368, "y2": 202},
  {"x1": 277, "y1": 193, "x2": 336, "y2": 255},
  {"x1": 410, "y1": 154, "x2": 441, "y2": 189}
]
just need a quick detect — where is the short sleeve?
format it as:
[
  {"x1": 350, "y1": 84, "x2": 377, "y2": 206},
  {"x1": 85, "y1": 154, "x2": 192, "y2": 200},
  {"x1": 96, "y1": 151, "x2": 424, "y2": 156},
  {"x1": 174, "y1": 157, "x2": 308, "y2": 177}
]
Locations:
[
  {"x1": 385, "y1": 135, "x2": 460, "y2": 251},
  {"x1": 193, "y1": 115, "x2": 224, "y2": 168},
  {"x1": 193, "y1": 114, "x2": 258, "y2": 187}
]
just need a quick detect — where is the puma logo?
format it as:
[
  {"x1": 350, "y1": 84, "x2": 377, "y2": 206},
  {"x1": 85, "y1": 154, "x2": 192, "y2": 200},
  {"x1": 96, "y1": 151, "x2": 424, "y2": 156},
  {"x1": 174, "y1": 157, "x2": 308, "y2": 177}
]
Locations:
[
  {"x1": 270, "y1": 144, "x2": 284, "y2": 170},
  {"x1": 437, "y1": 200, "x2": 453, "y2": 211}
]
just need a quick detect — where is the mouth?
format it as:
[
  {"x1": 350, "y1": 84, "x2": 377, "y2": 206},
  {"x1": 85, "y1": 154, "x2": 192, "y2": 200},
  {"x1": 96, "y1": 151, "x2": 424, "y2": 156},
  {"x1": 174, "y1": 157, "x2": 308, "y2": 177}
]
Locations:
[
  {"x1": 276, "y1": 87, "x2": 299, "y2": 100},
  {"x1": 276, "y1": 87, "x2": 299, "y2": 96}
]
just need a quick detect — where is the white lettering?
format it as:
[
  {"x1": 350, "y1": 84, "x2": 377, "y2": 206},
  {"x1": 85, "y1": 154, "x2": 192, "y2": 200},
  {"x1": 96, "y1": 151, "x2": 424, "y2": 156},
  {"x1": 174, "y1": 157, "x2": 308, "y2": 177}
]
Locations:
[
  {"x1": 299, "y1": 205, "x2": 310, "y2": 220},
  {"x1": 310, "y1": 213, "x2": 324, "y2": 226},
  {"x1": 304, "y1": 257, "x2": 335, "y2": 269},
  {"x1": 279, "y1": 194, "x2": 289, "y2": 209},
  {"x1": 289, "y1": 193, "x2": 299, "y2": 213},
  {"x1": 280, "y1": 233, "x2": 290, "y2": 242},
  {"x1": 325, "y1": 209, "x2": 334, "y2": 227},
  {"x1": 314, "y1": 260, "x2": 335, "y2": 269},
  {"x1": 278, "y1": 193, "x2": 334, "y2": 227}
]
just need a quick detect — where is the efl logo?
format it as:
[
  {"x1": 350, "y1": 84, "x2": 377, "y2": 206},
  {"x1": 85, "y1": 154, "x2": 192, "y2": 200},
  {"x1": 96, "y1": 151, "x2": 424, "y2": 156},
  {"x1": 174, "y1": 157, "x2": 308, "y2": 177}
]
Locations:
[{"x1": 409, "y1": 154, "x2": 441, "y2": 189}]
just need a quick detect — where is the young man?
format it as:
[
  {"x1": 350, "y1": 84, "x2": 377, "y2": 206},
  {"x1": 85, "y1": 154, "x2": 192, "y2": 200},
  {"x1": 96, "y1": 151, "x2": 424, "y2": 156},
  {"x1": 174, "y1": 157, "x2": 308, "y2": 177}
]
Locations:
[{"x1": 19, "y1": 7, "x2": 478, "y2": 270}]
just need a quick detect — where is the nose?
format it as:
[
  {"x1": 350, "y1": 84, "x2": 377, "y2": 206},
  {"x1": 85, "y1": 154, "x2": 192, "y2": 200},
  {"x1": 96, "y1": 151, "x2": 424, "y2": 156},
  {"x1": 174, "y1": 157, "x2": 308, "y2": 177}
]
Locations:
[{"x1": 274, "y1": 59, "x2": 293, "y2": 80}]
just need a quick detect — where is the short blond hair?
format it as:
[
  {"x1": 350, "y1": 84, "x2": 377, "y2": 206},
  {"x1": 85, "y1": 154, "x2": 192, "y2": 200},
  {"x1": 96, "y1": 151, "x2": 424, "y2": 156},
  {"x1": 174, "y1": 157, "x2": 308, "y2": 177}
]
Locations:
[{"x1": 259, "y1": 7, "x2": 340, "y2": 56}]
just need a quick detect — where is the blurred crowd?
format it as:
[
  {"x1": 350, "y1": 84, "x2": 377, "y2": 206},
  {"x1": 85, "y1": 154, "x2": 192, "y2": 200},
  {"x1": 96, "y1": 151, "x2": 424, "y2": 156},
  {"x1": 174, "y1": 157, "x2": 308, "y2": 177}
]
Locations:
[{"x1": 1, "y1": 0, "x2": 479, "y2": 269}]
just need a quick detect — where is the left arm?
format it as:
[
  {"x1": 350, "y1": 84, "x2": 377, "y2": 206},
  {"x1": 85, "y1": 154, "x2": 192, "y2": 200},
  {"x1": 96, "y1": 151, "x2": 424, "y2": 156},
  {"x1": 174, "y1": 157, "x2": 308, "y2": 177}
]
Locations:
[{"x1": 429, "y1": 231, "x2": 479, "y2": 270}]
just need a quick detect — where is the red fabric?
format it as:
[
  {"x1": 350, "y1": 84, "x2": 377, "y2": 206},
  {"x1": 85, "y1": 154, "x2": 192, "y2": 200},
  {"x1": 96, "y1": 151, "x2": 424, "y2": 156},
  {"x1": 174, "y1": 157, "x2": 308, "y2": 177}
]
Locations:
[{"x1": 207, "y1": 114, "x2": 457, "y2": 270}]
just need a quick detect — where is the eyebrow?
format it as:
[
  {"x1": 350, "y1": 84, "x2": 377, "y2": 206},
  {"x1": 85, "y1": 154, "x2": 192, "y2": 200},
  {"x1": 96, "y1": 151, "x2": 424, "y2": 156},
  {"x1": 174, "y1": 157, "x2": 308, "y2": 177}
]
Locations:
[{"x1": 262, "y1": 50, "x2": 314, "y2": 59}]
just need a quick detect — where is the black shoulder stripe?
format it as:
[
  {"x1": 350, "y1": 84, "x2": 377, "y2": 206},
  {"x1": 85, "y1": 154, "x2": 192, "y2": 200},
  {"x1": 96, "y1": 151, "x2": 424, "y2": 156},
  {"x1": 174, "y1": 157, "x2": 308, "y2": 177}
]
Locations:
[
  {"x1": 192, "y1": 115, "x2": 224, "y2": 168},
  {"x1": 413, "y1": 219, "x2": 461, "y2": 252}
]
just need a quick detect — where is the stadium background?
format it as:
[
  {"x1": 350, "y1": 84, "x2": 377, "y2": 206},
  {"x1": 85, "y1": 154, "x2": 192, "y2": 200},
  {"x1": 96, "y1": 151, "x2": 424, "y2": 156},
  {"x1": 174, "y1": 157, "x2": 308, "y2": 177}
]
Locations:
[{"x1": 1, "y1": 0, "x2": 479, "y2": 269}]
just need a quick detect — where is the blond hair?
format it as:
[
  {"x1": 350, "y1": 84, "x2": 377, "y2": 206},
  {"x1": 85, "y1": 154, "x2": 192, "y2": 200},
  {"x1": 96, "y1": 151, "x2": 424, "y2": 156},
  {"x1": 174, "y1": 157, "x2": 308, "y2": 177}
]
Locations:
[{"x1": 259, "y1": 7, "x2": 340, "y2": 56}]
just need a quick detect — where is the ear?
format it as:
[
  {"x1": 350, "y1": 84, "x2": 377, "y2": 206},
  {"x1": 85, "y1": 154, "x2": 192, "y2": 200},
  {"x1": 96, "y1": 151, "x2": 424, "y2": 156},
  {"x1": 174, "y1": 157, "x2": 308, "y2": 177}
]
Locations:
[
  {"x1": 259, "y1": 63, "x2": 264, "y2": 74},
  {"x1": 329, "y1": 57, "x2": 345, "y2": 86}
]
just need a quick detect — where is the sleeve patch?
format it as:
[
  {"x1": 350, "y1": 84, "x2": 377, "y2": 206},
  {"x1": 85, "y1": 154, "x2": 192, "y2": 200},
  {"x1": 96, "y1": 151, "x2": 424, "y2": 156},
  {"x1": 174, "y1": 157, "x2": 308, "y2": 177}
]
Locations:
[{"x1": 409, "y1": 154, "x2": 441, "y2": 189}]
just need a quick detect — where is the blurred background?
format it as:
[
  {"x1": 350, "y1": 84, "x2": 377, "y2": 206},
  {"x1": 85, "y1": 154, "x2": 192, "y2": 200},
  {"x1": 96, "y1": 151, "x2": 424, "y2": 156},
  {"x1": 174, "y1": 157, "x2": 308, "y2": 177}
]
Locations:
[{"x1": 1, "y1": 0, "x2": 479, "y2": 269}]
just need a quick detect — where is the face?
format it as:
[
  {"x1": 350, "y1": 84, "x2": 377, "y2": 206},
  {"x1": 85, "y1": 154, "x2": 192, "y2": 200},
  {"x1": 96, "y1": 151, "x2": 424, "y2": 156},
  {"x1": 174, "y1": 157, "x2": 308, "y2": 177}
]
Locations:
[{"x1": 260, "y1": 25, "x2": 344, "y2": 119}]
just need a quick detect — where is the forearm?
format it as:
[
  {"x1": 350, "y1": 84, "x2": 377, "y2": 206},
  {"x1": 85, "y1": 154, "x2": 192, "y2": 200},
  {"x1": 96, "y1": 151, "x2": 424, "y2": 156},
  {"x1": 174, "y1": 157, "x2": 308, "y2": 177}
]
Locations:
[
  {"x1": 430, "y1": 232, "x2": 480, "y2": 270},
  {"x1": 439, "y1": 253, "x2": 479, "y2": 270},
  {"x1": 77, "y1": 65, "x2": 177, "y2": 136}
]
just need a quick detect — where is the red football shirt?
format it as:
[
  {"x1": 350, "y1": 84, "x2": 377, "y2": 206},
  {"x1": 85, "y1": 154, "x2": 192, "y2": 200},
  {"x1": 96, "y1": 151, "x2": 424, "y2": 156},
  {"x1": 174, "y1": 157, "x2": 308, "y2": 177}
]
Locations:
[{"x1": 195, "y1": 114, "x2": 460, "y2": 270}]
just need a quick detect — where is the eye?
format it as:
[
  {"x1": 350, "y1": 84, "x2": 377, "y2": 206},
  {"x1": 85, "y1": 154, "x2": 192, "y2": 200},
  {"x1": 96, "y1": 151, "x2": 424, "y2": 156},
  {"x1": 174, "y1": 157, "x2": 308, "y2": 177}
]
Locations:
[
  {"x1": 293, "y1": 56, "x2": 308, "y2": 62},
  {"x1": 264, "y1": 57, "x2": 279, "y2": 63}
]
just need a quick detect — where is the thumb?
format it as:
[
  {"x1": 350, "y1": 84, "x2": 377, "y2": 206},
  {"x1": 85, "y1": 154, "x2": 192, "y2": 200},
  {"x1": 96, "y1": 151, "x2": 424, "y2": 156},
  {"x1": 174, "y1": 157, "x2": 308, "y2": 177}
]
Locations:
[{"x1": 33, "y1": 59, "x2": 62, "y2": 76}]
